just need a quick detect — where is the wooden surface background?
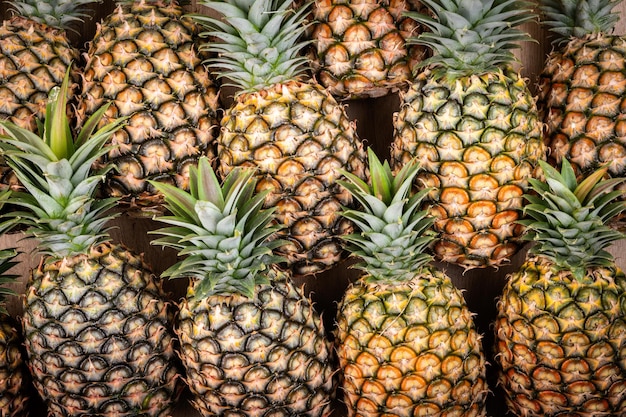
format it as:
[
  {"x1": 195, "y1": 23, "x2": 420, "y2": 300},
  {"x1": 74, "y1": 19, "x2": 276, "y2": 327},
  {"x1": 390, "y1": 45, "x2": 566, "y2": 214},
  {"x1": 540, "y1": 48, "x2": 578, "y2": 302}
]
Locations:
[{"x1": 2, "y1": 1, "x2": 626, "y2": 416}]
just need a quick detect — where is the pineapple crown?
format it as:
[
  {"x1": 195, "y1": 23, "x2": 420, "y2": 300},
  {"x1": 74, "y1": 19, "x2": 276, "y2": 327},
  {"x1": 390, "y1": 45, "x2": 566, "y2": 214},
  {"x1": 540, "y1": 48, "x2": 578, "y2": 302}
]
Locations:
[
  {"x1": 339, "y1": 148, "x2": 435, "y2": 283},
  {"x1": 539, "y1": 0, "x2": 621, "y2": 45},
  {"x1": 114, "y1": 0, "x2": 190, "y2": 4},
  {"x1": 0, "y1": 191, "x2": 19, "y2": 317},
  {"x1": 521, "y1": 159, "x2": 626, "y2": 280},
  {"x1": 0, "y1": 69, "x2": 126, "y2": 260},
  {"x1": 406, "y1": 0, "x2": 536, "y2": 78},
  {"x1": 7, "y1": 0, "x2": 101, "y2": 30},
  {"x1": 150, "y1": 157, "x2": 284, "y2": 300},
  {"x1": 0, "y1": 244, "x2": 19, "y2": 316},
  {"x1": 191, "y1": 0, "x2": 312, "y2": 92}
]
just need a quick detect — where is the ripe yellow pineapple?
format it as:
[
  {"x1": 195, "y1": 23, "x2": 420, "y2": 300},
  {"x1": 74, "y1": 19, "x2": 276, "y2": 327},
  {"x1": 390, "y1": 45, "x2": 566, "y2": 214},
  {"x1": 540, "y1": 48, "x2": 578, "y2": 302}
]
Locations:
[
  {"x1": 336, "y1": 149, "x2": 488, "y2": 417},
  {"x1": 0, "y1": 0, "x2": 97, "y2": 191},
  {"x1": 191, "y1": 0, "x2": 368, "y2": 276},
  {"x1": 390, "y1": 0, "x2": 545, "y2": 268},
  {"x1": 0, "y1": 72, "x2": 181, "y2": 416},
  {"x1": 309, "y1": 0, "x2": 431, "y2": 99},
  {"x1": 495, "y1": 160, "x2": 626, "y2": 416},
  {"x1": 77, "y1": 0, "x2": 221, "y2": 215},
  {"x1": 150, "y1": 158, "x2": 336, "y2": 417},
  {"x1": 537, "y1": 0, "x2": 626, "y2": 224},
  {"x1": 0, "y1": 195, "x2": 30, "y2": 417}
]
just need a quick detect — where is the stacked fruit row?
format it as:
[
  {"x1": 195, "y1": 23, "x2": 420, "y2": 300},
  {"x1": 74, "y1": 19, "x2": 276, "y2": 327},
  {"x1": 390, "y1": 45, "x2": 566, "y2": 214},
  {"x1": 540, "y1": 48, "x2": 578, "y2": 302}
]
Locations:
[{"x1": 1, "y1": 0, "x2": 626, "y2": 417}]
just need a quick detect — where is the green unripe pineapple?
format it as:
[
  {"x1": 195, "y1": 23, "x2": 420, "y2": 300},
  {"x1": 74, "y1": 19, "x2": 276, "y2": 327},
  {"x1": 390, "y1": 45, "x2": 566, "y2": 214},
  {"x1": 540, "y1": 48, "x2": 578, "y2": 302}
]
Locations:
[
  {"x1": 191, "y1": 0, "x2": 368, "y2": 276},
  {"x1": 76, "y1": 0, "x2": 221, "y2": 215},
  {"x1": 0, "y1": 70, "x2": 181, "y2": 417},
  {"x1": 151, "y1": 158, "x2": 336, "y2": 417}
]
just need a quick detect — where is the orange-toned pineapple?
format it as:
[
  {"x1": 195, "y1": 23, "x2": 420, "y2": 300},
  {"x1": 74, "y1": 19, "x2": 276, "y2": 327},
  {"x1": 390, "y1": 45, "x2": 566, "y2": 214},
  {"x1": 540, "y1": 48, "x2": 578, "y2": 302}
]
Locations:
[
  {"x1": 391, "y1": 0, "x2": 545, "y2": 268},
  {"x1": 537, "y1": 0, "x2": 626, "y2": 225},
  {"x1": 495, "y1": 160, "x2": 626, "y2": 416},
  {"x1": 309, "y1": 0, "x2": 430, "y2": 99},
  {"x1": 336, "y1": 150, "x2": 488, "y2": 417}
]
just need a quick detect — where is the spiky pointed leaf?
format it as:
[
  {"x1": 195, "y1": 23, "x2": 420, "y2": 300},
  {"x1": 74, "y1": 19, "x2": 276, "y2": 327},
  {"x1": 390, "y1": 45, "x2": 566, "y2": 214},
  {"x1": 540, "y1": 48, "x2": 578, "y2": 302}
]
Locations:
[
  {"x1": 340, "y1": 150, "x2": 435, "y2": 282},
  {"x1": 151, "y1": 157, "x2": 283, "y2": 299},
  {"x1": 0, "y1": 68, "x2": 125, "y2": 259},
  {"x1": 524, "y1": 160, "x2": 626, "y2": 276}
]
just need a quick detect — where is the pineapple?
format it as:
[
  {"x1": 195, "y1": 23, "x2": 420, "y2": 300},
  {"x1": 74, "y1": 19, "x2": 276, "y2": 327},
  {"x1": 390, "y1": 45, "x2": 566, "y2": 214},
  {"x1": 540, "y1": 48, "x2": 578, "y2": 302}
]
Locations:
[
  {"x1": 150, "y1": 157, "x2": 336, "y2": 417},
  {"x1": 494, "y1": 159, "x2": 626, "y2": 416},
  {"x1": 76, "y1": 0, "x2": 221, "y2": 215},
  {"x1": 0, "y1": 0, "x2": 98, "y2": 191},
  {"x1": 0, "y1": 315, "x2": 28, "y2": 417},
  {"x1": 390, "y1": 0, "x2": 546, "y2": 268},
  {"x1": 191, "y1": 0, "x2": 368, "y2": 276},
  {"x1": 336, "y1": 148, "x2": 488, "y2": 417},
  {"x1": 536, "y1": 0, "x2": 626, "y2": 224},
  {"x1": 0, "y1": 193, "x2": 29, "y2": 417},
  {"x1": 308, "y1": 0, "x2": 431, "y2": 99},
  {"x1": 0, "y1": 71, "x2": 181, "y2": 416}
]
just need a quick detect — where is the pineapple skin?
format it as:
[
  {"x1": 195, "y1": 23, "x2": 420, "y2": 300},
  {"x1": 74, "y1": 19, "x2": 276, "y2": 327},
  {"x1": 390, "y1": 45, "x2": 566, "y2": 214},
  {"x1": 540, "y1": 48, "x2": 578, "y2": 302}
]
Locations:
[
  {"x1": 495, "y1": 256, "x2": 626, "y2": 417},
  {"x1": 77, "y1": 0, "x2": 221, "y2": 215},
  {"x1": 336, "y1": 269, "x2": 488, "y2": 417},
  {"x1": 391, "y1": 68, "x2": 545, "y2": 268},
  {"x1": 0, "y1": 15, "x2": 79, "y2": 191},
  {"x1": 309, "y1": 0, "x2": 430, "y2": 100},
  {"x1": 218, "y1": 80, "x2": 368, "y2": 276},
  {"x1": 177, "y1": 268, "x2": 336, "y2": 417},
  {"x1": 0, "y1": 316, "x2": 29, "y2": 417},
  {"x1": 22, "y1": 242, "x2": 181, "y2": 417},
  {"x1": 538, "y1": 34, "x2": 626, "y2": 206},
  {"x1": 0, "y1": 16, "x2": 78, "y2": 133}
]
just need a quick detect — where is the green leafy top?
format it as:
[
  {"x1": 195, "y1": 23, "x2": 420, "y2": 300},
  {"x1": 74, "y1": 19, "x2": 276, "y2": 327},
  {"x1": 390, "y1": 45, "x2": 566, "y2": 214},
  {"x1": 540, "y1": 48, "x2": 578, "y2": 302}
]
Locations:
[
  {"x1": 339, "y1": 148, "x2": 435, "y2": 283},
  {"x1": 0, "y1": 69, "x2": 126, "y2": 260},
  {"x1": 522, "y1": 159, "x2": 626, "y2": 280},
  {"x1": 0, "y1": 191, "x2": 19, "y2": 317},
  {"x1": 538, "y1": 0, "x2": 620, "y2": 45},
  {"x1": 150, "y1": 157, "x2": 284, "y2": 300},
  {"x1": 0, "y1": 246, "x2": 19, "y2": 317},
  {"x1": 406, "y1": 0, "x2": 536, "y2": 79},
  {"x1": 190, "y1": 0, "x2": 312, "y2": 92},
  {"x1": 7, "y1": 0, "x2": 101, "y2": 30}
]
